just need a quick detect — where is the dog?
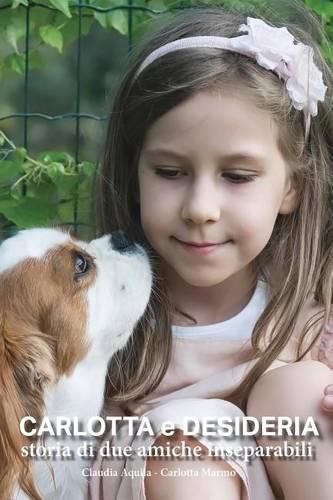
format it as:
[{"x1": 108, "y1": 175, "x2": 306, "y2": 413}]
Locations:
[{"x1": 0, "y1": 228, "x2": 152, "y2": 500}]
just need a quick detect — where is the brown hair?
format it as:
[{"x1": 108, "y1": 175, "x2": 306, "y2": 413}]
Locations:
[{"x1": 97, "y1": 3, "x2": 333, "y2": 411}]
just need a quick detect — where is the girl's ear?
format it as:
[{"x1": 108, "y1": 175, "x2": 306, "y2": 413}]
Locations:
[{"x1": 278, "y1": 175, "x2": 299, "y2": 215}]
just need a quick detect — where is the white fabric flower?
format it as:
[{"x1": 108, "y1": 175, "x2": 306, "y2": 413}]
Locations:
[
  {"x1": 135, "y1": 17, "x2": 327, "y2": 116},
  {"x1": 239, "y1": 17, "x2": 327, "y2": 116}
]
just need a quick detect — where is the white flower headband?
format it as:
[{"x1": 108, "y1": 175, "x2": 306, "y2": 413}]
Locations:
[{"x1": 134, "y1": 17, "x2": 327, "y2": 119}]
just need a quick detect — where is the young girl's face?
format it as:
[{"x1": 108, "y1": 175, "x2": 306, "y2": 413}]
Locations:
[{"x1": 137, "y1": 88, "x2": 297, "y2": 289}]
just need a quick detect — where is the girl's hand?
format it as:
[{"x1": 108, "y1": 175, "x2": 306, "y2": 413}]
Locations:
[{"x1": 321, "y1": 385, "x2": 333, "y2": 413}]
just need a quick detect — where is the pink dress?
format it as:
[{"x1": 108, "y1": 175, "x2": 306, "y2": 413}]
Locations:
[{"x1": 88, "y1": 281, "x2": 333, "y2": 500}]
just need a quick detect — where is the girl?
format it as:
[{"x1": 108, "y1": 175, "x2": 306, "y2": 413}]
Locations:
[{"x1": 90, "y1": 4, "x2": 333, "y2": 500}]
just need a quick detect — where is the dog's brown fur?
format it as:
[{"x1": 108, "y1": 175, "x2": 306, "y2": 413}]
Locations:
[{"x1": 0, "y1": 243, "x2": 96, "y2": 500}]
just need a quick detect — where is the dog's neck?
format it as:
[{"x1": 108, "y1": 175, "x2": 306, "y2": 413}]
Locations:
[
  {"x1": 13, "y1": 348, "x2": 113, "y2": 500},
  {"x1": 45, "y1": 344, "x2": 111, "y2": 425}
]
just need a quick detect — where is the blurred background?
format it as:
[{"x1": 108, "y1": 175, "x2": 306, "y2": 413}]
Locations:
[{"x1": 0, "y1": 0, "x2": 332, "y2": 239}]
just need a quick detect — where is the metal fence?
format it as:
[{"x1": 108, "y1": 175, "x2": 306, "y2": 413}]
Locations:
[
  {"x1": 0, "y1": 1, "x2": 138, "y2": 148},
  {"x1": 0, "y1": 0, "x2": 176, "y2": 236}
]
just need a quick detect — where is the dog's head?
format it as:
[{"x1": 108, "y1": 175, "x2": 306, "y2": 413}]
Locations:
[{"x1": 0, "y1": 228, "x2": 152, "y2": 499}]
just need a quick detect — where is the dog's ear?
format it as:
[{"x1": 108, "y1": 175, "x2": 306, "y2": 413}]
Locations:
[{"x1": 0, "y1": 317, "x2": 52, "y2": 500}]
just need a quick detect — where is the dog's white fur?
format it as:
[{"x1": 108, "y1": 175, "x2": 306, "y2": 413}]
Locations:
[{"x1": 0, "y1": 228, "x2": 152, "y2": 500}]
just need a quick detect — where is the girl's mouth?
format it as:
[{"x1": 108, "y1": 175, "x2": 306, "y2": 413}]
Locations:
[{"x1": 174, "y1": 238, "x2": 225, "y2": 255}]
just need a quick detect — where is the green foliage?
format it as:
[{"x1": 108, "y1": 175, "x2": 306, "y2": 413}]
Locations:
[
  {"x1": 304, "y1": 0, "x2": 333, "y2": 64},
  {"x1": 1, "y1": 0, "x2": 146, "y2": 76},
  {"x1": 40, "y1": 25, "x2": 64, "y2": 53},
  {"x1": 0, "y1": 0, "x2": 150, "y2": 236},
  {"x1": 49, "y1": 0, "x2": 72, "y2": 18},
  {"x1": 305, "y1": 0, "x2": 333, "y2": 18},
  {"x1": 0, "y1": 130, "x2": 95, "y2": 231}
]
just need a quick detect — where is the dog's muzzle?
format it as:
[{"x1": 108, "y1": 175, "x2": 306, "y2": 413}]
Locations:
[{"x1": 110, "y1": 230, "x2": 135, "y2": 253}]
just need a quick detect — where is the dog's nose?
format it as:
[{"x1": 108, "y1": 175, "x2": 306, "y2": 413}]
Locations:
[{"x1": 110, "y1": 230, "x2": 135, "y2": 253}]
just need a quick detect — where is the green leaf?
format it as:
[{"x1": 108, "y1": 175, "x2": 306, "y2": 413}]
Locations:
[
  {"x1": 26, "y1": 178, "x2": 58, "y2": 202},
  {"x1": 49, "y1": 0, "x2": 72, "y2": 18},
  {"x1": 0, "y1": 199, "x2": 18, "y2": 211},
  {"x1": 6, "y1": 16, "x2": 26, "y2": 53},
  {"x1": 37, "y1": 151, "x2": 74, "y2": 169},
  {"x1": 37, "y1": 152, "x2": 52, "y2": 164},
  {"x1": 60, "y1": 16, "x2": 94, "y2": 48},
  {"x1": 108, "y1": 10, "x2": 128, "y2": 35},
  {"x1": 46, "y1": 162, "x2": 67, "y2": 182},
  {"x1": 0, "y1": 160, "x2": 24, "y2": 184},
  {"x1": 40, "y1": 25, "x2": 63, "y2": 53},
  {"x1": 1, "y1": 198, "x2": 59, "y2": 228},
  {"x1": 11, "y1": 0, "x2": 28, "y2": 7},
  {"x1": 94, "y1": 12, "x2": 108, "y2": 28},
  {"x1": 6, "y1": 53, "x2": 26, "y2": 74},
  {"x1": 92, "y1": 0, "x2": 119, "y2": 27},
  {"x1": 59, "y1": 19, "x2": 78, "y2": 47},
  {"x1": 48, "y1": 170, "x2": 81, "y2": 196}
]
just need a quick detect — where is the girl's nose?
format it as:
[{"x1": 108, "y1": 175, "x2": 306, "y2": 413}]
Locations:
[{"x1": 181, "y1": 181, "x2": 221, "y2": 224}]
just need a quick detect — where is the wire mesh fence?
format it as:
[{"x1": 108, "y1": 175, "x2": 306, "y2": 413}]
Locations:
[{"x1": 0, "y1": 0, "x2": 178, "y2": 238}]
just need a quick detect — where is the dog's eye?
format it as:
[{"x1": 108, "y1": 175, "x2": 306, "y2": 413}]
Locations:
[{"x1": 74, "y1": 254, "x2": 90, "y2": 276}]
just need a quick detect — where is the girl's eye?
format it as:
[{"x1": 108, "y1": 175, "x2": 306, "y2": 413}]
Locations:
[
  {"x1": 154, "y1": 168, "x2": 183, "y2": 178},
  {"x1": 223, "y1": 173, "x2": 255, "y2": 183},
  {"x1": 153, "y1": 168, "x2": 255, "y2": 183}
]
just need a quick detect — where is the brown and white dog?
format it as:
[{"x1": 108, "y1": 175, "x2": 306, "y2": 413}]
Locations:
[{"x1": 0, "y1": 228, "x2": 152, "y2": 500}]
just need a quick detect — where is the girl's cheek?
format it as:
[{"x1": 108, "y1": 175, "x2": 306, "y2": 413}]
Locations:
[{"x1": 232, "y1": 206, "x2": 278, "y2": 242}]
